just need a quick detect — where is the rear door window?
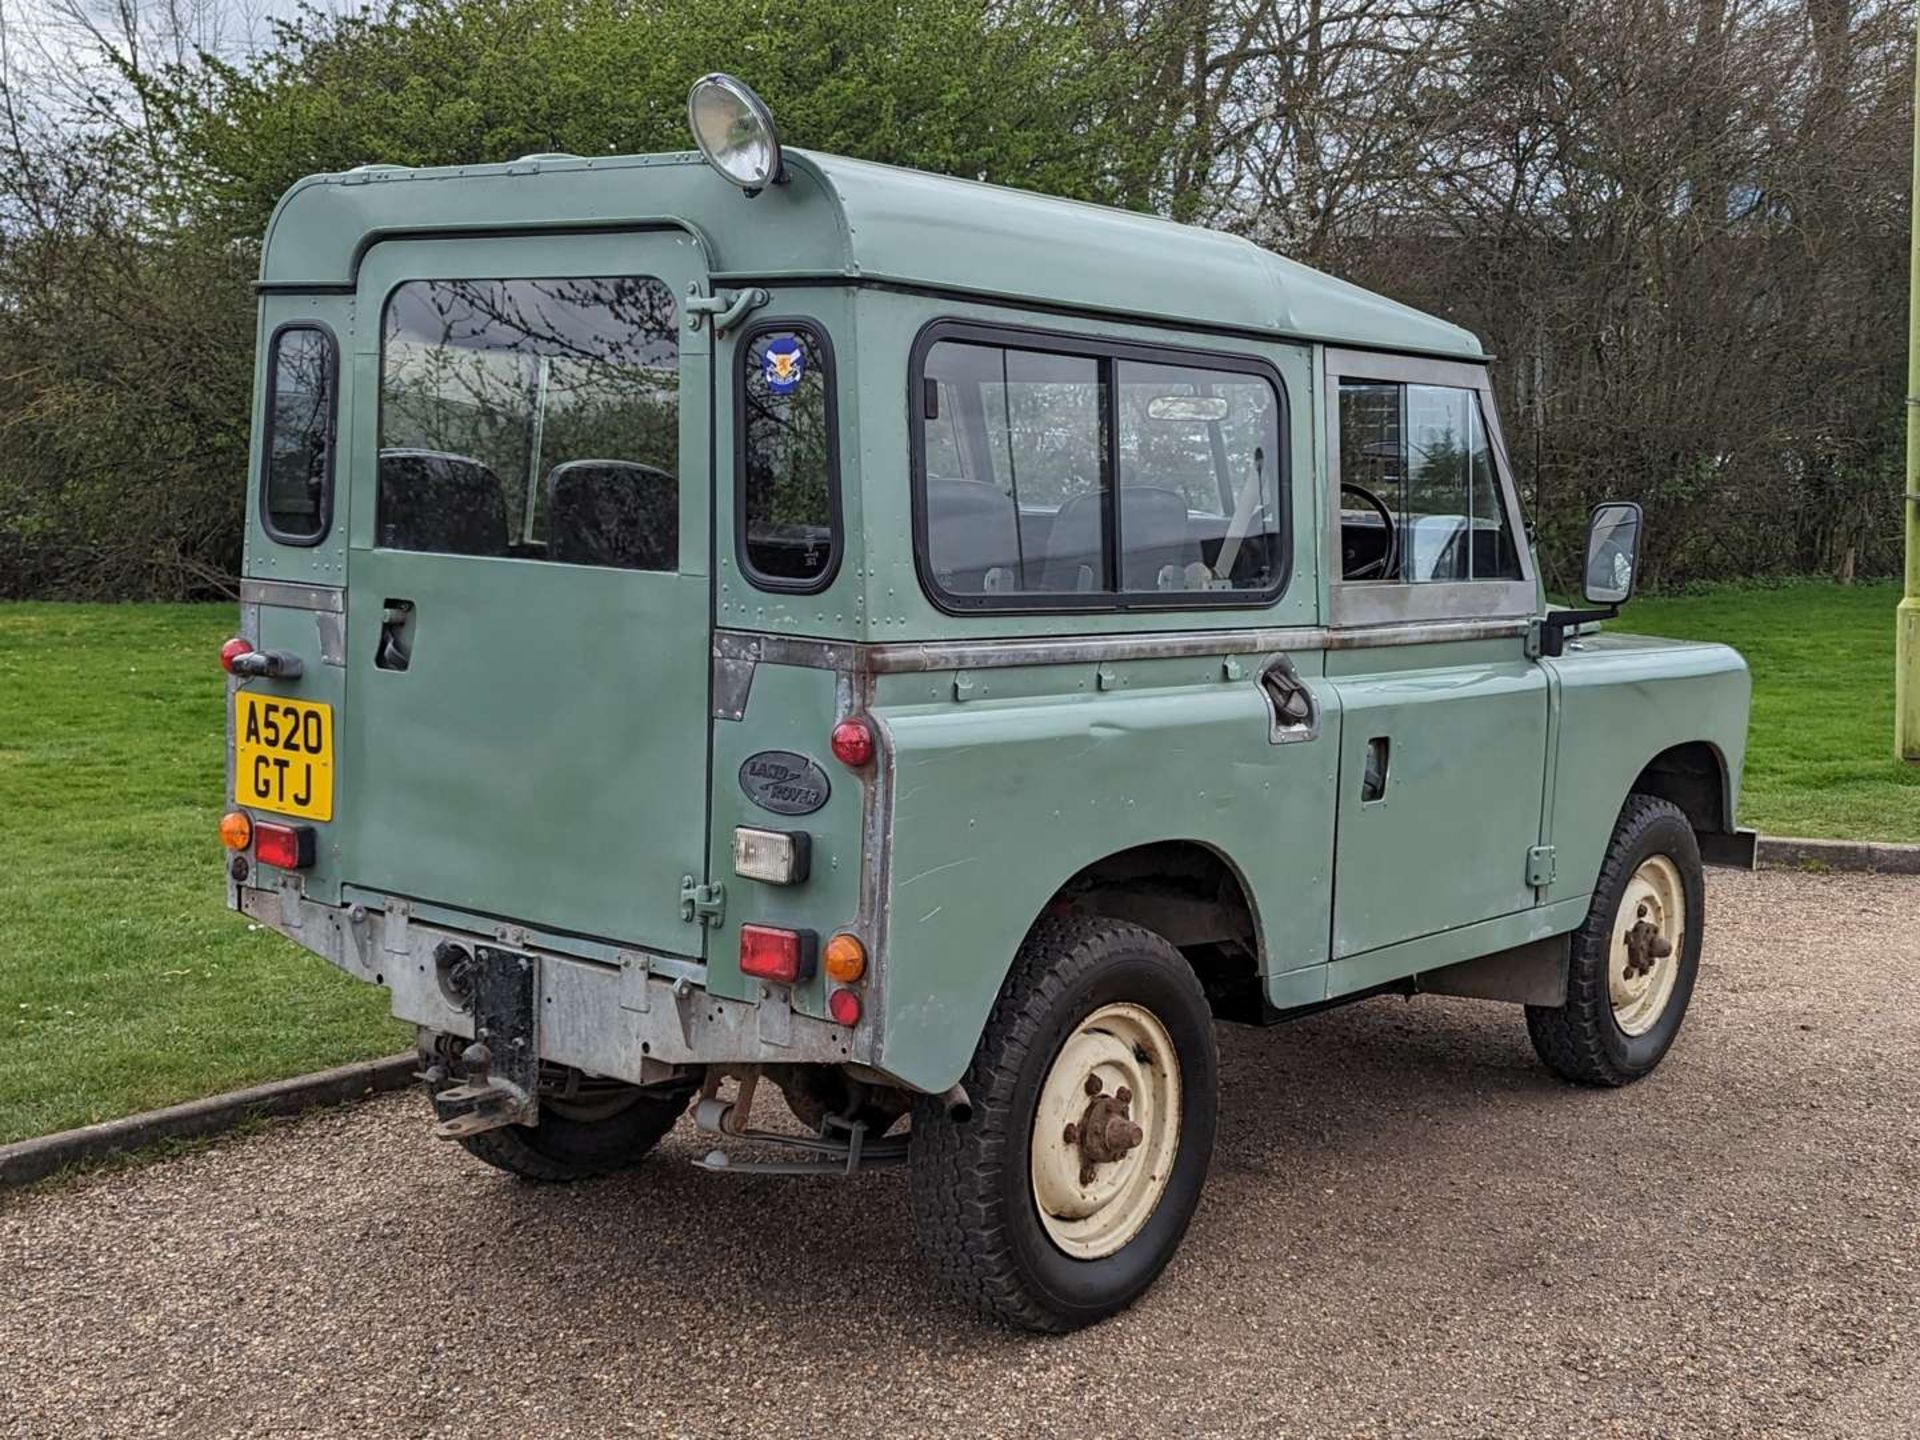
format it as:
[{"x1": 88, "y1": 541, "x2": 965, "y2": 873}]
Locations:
[
  {"x1": 739, "y1": 325, "x2": 839, "y2": 591},
  {"x1": 261, "y1": 324, "x2": 338, "y2": 544},
  {"x1": 377, "y1": 277, "x2": 680, "y2": 570}
]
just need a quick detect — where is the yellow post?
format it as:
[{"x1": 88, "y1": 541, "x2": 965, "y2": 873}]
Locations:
[{"x1": 1901, "y1": 11, "x2": 1920, "y2": 760}]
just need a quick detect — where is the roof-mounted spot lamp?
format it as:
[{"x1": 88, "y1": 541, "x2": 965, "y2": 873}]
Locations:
[{"x1": 687, "y1": 73, "x2": 785, "y2": 196}]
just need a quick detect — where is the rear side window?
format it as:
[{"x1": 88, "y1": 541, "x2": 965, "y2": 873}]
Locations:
[
  {"x1": 378, "y1": 277, "x2": 680, "y2": 571},
  {"x1": 261, "y1": 325, "x2": 338, "y2": 544},
  {"x1": 914, "y1": 327, "x2": 1287, "y2": 609},
  {"x1": 739, "y1": 324, "x2": 839, "y2": 591}
]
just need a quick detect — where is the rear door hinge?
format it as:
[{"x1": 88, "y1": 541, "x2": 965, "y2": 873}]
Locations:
[
  {"x1": 680, "y1": 875, "x2": 727, "y2": 927},
  {"x1": 685, "y1": 285, "x2": 769, "y2": 336},
  {"x1": 1526, "y1": 845, "x2": 1557, "y2": 888}
]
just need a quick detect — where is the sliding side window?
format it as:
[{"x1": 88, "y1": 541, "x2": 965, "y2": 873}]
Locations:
[
  {"x1": 260, "y1": 324, "x2": 338, "y2": 545},
  {"x1": 915, "y1": 327, "x2": 1287, "y2": 610}
]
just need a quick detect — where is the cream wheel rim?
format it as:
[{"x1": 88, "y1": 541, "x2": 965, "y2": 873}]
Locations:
[
  {"x1": 1029, "y1": 1002, "x2": 1181, "y2": 1260},
  {"x1": 1609, "y1": 855, "x2": 1685, "y2": 1037}
]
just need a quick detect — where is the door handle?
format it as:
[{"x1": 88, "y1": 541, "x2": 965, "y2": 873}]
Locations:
[
  {"x1": 375, "y1": 599, "x2": 415, "y2": 672},
  {"x1": 1361, "y1": 736, "x2": 1390, "y2": 802}
]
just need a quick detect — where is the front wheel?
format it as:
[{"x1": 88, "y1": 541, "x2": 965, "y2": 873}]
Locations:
[
  {"x1": 1527, "y1": 794, "x2": 1705, "y2": 1086},
  {"x1": 908, "y1": 914, "x2": 1218, "y2": 1332}
]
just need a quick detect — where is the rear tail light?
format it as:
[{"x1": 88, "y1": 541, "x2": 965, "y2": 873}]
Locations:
[
  {"x1": 739, "y1": 924, "x2": 816, "y2": 984},
  {"x1": 219, "y1": 637, "x2": 253, "y2": 674},
  {"x1": 254, "y1": 821, "x2": 315, "y2": 870},
  {"x1": 828, "y1": 988, "x2": 862, "y2": 1026},
  {"x1": 829, "y1": 717, "x2": 874, "y2": 768},
  {"x1": 218, "y1": 811, "x2": 253, "y2": 850}
]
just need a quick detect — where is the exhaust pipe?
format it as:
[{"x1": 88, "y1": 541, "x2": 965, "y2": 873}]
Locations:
[{"x1": 938, "y1": 1082, "x2": 973, "y2": 1124}]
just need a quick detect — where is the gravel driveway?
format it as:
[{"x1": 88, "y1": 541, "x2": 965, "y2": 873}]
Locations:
[{"x1": 3, "y1": 868, "x2": 1916, "y2": 1439}]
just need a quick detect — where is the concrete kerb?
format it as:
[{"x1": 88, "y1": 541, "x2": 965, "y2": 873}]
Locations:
[
  {"x1": 0, "y1": 1053, "x2": 418, "y2": 1191},
  {"x1": 1754, "y1": 835, "x2": 1920, "y2": 875}
]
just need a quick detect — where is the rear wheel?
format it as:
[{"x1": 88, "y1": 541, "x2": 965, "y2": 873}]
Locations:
[
  {"x1": 909, "y1": 914, "x2": 1218, "y2": 1332},
  {"x1": 441, "y1": 1072, "x2": 699, "y2": 1183},
  {"x1": 1527, "y1": 794, "x2": 1704, "y2": 1086}
]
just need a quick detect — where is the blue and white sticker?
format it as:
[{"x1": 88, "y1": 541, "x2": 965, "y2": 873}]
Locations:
[{"x1": 762, "y1": 335, "x2": 807, "y2": 395}]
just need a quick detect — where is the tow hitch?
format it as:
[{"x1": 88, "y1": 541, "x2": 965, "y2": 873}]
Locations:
[
  {"x1": 691, "y1": 1068, "x2": 908, "y2": 1177},
  {"x1": 420, "y1": 946, "x2": 541, "y2": 1138}
]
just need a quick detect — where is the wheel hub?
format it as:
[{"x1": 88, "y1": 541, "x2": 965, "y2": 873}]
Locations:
[{"x1": 1063, "y1": 1076, "x2": 1145, "y2": 1185}]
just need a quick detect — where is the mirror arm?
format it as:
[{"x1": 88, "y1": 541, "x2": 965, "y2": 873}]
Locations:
[{"x1": 1540, "y1": 603, "x2": 1620, "y2": 658}]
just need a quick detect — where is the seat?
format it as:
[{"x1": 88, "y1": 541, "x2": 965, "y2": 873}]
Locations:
[
  {"x1": 1042, "y1": 485, "x2": 1202, "y2": 591},
  {"x1": 377, "y1": 449, "x2": 510, "y2": 557},
  {"x1": 546, "y1": 460, "x2": 678, "y2": 571},
  {"x1": 925, "y1": 478, "x2": 1025, "y2": 593}
]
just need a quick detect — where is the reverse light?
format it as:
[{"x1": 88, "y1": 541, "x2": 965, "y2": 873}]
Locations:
[
  {"x1": 254, "y1": 821, "x2": 315, "y2": 870},
  {"x1": 732, "y1": 827, "x2": 811, "y2": 885},
  {"x1": 828, "y1": 988, "x2": 863, "y2": 1027},
  {"x1": 218, "y1": 811, "x2": 252, "y2": 850},
  {"x1": 739, "y1": 924, "x2": 817, "y2": 985},
  {"x1": 687, "y1": 73, "x2": 783, "y2": 192},
  {"x1": 824, "y1": 933, "x2": 867, "y2": 984},
  {"x1": 829, "y1": 717, "x2": 874, "y2": 769},
  {"x1": 219, "y1": 637, "x2": 253, "y2": 674}
]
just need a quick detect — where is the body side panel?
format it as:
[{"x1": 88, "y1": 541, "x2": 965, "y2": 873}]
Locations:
[
  {"x1": 1541, "y1": 632, "x2": 1750, "y2": 904},
  {"x1": 870, "y1": 649, "x2": 1339, "y2": 1095}
]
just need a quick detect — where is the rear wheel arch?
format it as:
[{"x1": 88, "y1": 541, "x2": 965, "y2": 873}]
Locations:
[{"x1": 1033, "y1": 839, "x2": 1265, "y2": 1022}]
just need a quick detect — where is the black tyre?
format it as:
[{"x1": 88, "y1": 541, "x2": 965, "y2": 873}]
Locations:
[
  {"x1": 447, "y1": 1077, "x2": 698, "y2": 1183},
  {"x1": 1527, "y1": 794, "x2": 1705, "y2": 1086},
  {"x1": 909, "y1": 914, "x2": 1218, "y2": 1332}
]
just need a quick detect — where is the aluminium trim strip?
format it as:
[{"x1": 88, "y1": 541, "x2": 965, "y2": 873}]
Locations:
[
  {"x1": 239, "y1": 579, "x2": 346, "y2": 613},
  {"x1": 713, "y1": 616, "x2": 1530, "y2": 675}
]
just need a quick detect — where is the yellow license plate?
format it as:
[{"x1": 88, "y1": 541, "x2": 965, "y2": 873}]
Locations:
[{"x1": 235, "y1": 692, "x2": 334, "y2": 822}]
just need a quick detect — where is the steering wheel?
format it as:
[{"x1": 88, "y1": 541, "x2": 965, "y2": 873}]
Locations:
[{"x1": 1339, "y1": 481, "x2": 1398, "y2": 581}]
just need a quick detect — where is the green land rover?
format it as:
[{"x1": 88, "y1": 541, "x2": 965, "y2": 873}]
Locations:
[{"x1": 221, "y1": 75, "x2": 1753, "y2": 1330}]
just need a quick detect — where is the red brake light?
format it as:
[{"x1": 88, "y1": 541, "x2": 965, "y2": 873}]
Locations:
[
  {"x1": 254, "y1": 821, "x2": 315, "y2": 870},
  {"x1": 828, "y1": 988, "x2": 863, "y2": 1026},
  {"x1": 220, "y1": 637, "x2": 253, "y2": 674},
  {"x1": 829, "y1": 717, "x2": 874, "y2": 768},
  {"x1": 739, "y1": 924, "x2": 816, "y2": 985}
]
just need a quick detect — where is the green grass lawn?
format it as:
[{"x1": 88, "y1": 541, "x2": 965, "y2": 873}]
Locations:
[
  {"x1": 1620, "y1": 582, "x2": 1917, "y2": 843},
  {"x1": 0, "y1": 605, "x2": 407, "y2": 1146},
  {"x1": 0, "y1": 586, "x2": 1912, "y2": 1146}
]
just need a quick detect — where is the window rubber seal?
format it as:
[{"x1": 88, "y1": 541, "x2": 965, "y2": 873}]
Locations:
[{"x1": 256, "y1": 319, "x2": 341, "y2": 549}]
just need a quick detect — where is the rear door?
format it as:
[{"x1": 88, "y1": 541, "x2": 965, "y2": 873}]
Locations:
[{"x1": 338, "y1": 231, "x2": 713, "y2": 956}]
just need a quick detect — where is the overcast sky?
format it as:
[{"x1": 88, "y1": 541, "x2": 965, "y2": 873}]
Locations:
[{"x1": 2, "y1": 0, "x2": 356, "y2": 82}]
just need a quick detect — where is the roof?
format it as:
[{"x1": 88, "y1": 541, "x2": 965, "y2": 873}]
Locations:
[{"x1": 258, "y1": 148, "x2": 1486, "y2": 360}]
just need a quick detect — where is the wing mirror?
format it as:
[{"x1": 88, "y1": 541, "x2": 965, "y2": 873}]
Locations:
[
  {"x1": 1583, "y1": 501, "x2": 1642, "y2": 606},
  {"x1": 1543, "y1": 499, "x2": 1644, "y2": 657}
]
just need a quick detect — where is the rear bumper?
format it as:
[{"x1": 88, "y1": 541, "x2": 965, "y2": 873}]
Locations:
[{"x1": 239, "y1": 885, "x2": 878, "y2": 1085}]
